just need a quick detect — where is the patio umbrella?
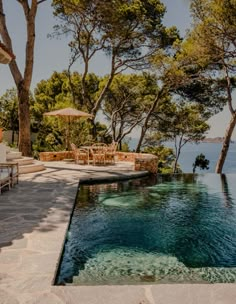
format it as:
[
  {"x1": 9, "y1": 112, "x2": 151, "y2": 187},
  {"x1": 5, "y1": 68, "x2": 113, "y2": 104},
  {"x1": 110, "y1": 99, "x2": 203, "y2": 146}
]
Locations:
[{"x1": 43, "y1": 107, "x2": 93, "y2": 150}]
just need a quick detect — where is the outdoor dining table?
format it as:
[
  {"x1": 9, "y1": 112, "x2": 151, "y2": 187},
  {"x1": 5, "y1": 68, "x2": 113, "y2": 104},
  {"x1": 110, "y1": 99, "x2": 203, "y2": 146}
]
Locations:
[
  {"x1": 80, "y1": 145, "x2": 92, "y2": 153},
  {"x1": 80, "y1": 145, "x2": 107, "y2": 165},
  {"x1": 80, "y1": 146, "x2": 92, "y2": 150},
  {"x1": 80, "y1": 145, "x2": 106, "y2": 152}
]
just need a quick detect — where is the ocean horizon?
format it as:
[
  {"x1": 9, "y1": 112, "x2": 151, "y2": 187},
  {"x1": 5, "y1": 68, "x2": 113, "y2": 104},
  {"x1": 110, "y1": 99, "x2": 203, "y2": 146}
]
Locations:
[{"x1": 128, "y1": 139, "x2": 236, "y2": 174}]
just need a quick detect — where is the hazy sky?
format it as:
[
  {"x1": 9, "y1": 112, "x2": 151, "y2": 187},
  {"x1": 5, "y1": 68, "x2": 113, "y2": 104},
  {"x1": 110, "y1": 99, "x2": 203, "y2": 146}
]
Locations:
[{"x1": 0, "y1": 0, "x2": 235, "y2": 139}]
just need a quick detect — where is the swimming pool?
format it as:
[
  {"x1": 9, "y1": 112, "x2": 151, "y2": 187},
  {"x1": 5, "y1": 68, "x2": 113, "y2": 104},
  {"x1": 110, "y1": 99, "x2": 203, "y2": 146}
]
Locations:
[{"x1": 56, "y1": 174, "x2": 236, "y2": 285}]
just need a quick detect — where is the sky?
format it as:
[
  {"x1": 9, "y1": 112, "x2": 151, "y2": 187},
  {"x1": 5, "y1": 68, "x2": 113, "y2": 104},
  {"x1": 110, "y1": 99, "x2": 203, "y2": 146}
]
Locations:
[{"x1": 0, "y1": 0, "x2": 235, "y2": 139}]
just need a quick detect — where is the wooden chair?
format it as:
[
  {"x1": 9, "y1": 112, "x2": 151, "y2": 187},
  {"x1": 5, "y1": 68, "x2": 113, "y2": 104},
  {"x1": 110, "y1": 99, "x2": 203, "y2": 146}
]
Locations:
[
  {"x1": 71, "y1": 143, "x2": 89, "y2": 165},
  {"x1": 105, "y1": 142, "x2": 118, "y2": 164},
  {"x1": 75, "y1": 148, "x2": 90, "y2": 164},
  {"x1": 70, "y1": 143, "x2": 77, "y2": 152},
  {"x1": 91, "y1": 143, "x2": 107, "y2": 165}
]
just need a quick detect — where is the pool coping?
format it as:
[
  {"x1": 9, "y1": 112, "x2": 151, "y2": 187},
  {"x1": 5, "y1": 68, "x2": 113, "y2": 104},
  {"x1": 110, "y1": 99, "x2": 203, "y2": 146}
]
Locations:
[{"x1": 0, "y1": 164, "x2": 236, "y2": 303}]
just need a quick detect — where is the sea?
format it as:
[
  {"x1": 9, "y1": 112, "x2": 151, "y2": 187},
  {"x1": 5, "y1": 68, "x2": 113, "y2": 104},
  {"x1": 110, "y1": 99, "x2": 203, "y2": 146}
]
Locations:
[{"x1": 128, "y1": 139, "x2": 236, "y2": 174}]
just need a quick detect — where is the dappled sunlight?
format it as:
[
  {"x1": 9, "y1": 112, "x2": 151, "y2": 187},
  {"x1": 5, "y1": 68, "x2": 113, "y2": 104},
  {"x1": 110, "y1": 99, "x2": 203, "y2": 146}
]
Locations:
[
  {"x1": 0, "y1": 175, "x2": 77, "y2": 251},
  {"x1": 0, "y1": 161, "x2": 147, "y2": 253}
]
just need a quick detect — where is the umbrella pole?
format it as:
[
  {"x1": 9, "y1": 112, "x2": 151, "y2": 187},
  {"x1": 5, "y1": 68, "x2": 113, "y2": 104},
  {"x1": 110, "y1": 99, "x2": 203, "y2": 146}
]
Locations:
[
  {"x1": 66, "y1": 117, "x2": 71, "y2": 151},
  {"x1": 43, "y1": 108, "x2": 93, "y2": 151}
]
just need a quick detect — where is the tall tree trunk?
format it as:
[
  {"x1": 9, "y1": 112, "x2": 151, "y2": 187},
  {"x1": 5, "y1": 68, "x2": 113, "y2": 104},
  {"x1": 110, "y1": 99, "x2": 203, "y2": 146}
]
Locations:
[
  {"x1": 215, "y1": 64, "x2": 235, "y2": 173},
  {"x1": 89, "y1": 70, "x2": 115, "y2": 140},
  {"x1": 119, "y1": 140, "x2": 122, "y2": 151},
  {"x1": 173, "y1": 150, "x2": 180, "y2": 173},
  {"x1": 91, "y1": 52, "x2": 117, "y2": 120},
  {"x1": 81, "y1": 57, "x2": 89, "y2": 106},
  {"x1": 173, "y1": 137, "x2": 182, "y2": 173},
  {"x1": 91, "y1": 71, "x2": 115, "y2": 117},
  {"x1": 0, "y1": 0, "x2": 42, "y2": 156},
  {"x1": 135, "y1": 88, "x2": 165, "y2": 153},
  {"x1": 215, "y1": 112, "x2": 236, "y2": 173},
  {"x1": 18, "y1": 84, "x2": 31, "y2": 155},
  {"x1": 11, "y1": 130, "x2": 14, "y2": 144},
  {"x1": 135, "y1": 127, "x2": 146, "y2": 153}
]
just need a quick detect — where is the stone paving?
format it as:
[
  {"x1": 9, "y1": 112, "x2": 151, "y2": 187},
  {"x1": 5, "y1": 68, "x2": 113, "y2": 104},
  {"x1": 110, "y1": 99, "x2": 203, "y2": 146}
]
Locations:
[{"x1": 0, "y1": 162, "x2": 236, "y2": 304}]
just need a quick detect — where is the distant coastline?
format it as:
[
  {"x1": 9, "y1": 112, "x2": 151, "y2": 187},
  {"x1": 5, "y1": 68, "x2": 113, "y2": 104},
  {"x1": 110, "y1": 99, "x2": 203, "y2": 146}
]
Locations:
[{"x1": 202, "y1": 137, "x2": 235, "y2": 144}]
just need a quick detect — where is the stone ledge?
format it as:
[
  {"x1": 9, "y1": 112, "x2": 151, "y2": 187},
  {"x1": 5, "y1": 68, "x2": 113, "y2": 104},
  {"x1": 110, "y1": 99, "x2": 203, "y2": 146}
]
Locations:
[
  {"x1": 39, "y1": 151, "x2": 158, "y2": 174},
  {"x1": 115, "y1": 152, "x2": 158, "y2": 174},
  {"x1": 39, "y1": 151, "x2": 74, "y2": 162}
]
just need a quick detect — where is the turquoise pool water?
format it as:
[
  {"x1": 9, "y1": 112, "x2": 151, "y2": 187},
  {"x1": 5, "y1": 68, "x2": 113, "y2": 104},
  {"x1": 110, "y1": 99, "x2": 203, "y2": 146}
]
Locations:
[{"x1": 56, "y1": 174, "x2": 236, "y2": 285}]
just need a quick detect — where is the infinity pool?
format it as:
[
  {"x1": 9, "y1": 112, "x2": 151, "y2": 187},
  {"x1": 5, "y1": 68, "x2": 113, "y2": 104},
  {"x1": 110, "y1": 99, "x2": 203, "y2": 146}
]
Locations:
[{"x1": 56, "y1": 174, "x2": 236, "y2": 285}]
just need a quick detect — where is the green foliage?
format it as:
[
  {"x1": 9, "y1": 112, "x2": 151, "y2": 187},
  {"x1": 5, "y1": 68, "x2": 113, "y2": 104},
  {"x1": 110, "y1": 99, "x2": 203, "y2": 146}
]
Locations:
[
  {"x1": 67, "y1": 120, "x2": 93, "y2": 147},
  {"x1": 0, "y1": 88, "x2": 34, "y2": 145},
  {"x1": 174, "y1": 0, "x2": 236, "y2": 100},
  {"x1": 52, "y1": 0, "x2": 179, "y2": 60},
  {"x1": 190, "y1": 0, "x2": 236, "y2": 63},
  {"x1": 120, "y1": 142, "x2": 130, "y2": 152},
  {"x1": 149, "y1": 0, "x2": 236, "y2": 121},
  {"x1": 31, "y1": 71, "x2": 107, "y2": 152},
  {"x1": 143, "y1": 145, "x2": 175, "y2": 173},
  {"x1": 155, "y1": 102, "x2": 209, "y2": 173},
  {"x1": 185, "y1": 0, "x2": 236, "y2": 172},
  {"x1": 192, "y1": 153, "x2": 210, "y2": 173},
  {"x1": 94, "y1": 122, "x2": 112, "y2": 144},
  {"x1": 159, "y1": 102, "x2": 210, "y2": 143},
  {"x1": 174, "y1": 78, "x2": 228, "y2": 116},
  {"x1": 0, "y1": 88, "x2": 19, "y2": 132},
  {"x1": 52, "y1": 0, "x2": 179, "y2": 122},
  {"x1": 32, "y1": 122, "x2": 63, "y2": 155},
  {"x1": 33, "y1": 71, "x2": 101, "y2": 117},
  {"x1": 103, "y1": 73, "x2": 162, "y2": 144}
]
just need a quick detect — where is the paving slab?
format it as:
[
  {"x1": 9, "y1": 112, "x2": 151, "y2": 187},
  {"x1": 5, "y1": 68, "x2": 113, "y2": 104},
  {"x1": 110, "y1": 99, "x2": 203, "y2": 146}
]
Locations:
[
  {"x1": 0, "y1": 161, "x2": 235, "y2": 303},
  {"x1": 51, "y1": 286, "x2": 149, "y2": 304}
]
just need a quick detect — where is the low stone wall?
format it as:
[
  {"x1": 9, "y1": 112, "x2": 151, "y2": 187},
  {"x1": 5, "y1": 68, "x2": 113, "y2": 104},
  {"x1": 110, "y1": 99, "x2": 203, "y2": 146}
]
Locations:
[
  {"x1": 39, "y1": 151, "x2": 158, "y2": 174},
  {"x1": 39, "y1": 151, "x2": 74, "y2": 162},
  {"x1": 134, "y1": 156, "x2": 158, "y2": 174},
  {"x1": 115, "y1": 152, "x2": 158, "y2": 174}
]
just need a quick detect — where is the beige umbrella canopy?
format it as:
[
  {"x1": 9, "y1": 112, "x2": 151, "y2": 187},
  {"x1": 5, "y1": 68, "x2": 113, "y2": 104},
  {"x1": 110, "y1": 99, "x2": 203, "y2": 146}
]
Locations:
[{"x1": 43, "y1": 107, "x2": 93, "y2": 150}]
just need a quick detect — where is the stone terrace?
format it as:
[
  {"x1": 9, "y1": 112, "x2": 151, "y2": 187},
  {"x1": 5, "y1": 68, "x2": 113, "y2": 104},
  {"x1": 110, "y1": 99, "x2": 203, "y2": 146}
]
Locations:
[
  {"x1": 0, "y1": 162, "x2": 236, "y2": 304},
  {"x1": 39, "y1": 151, "x2": 158, "y2": 174}
]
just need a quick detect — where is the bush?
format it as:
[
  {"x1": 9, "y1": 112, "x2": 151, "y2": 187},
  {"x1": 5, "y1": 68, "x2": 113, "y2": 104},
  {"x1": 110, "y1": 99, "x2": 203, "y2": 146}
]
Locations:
[{"x1": 143, "y1": 145, "x2": 177, "y2": 173}]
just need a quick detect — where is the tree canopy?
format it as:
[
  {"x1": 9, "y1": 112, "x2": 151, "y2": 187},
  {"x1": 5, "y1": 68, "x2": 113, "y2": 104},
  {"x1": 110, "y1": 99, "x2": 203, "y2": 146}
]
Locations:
[
  {"x1": 51, "y1": 0, "x2": 179, "y2": 120},
  {"x1": 186, "y1": 0, "x2": 236, "y2": 173}
]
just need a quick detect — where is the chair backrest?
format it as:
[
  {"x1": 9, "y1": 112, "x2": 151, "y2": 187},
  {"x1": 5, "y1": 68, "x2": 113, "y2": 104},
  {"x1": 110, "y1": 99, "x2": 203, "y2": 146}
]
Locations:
[
  {"x1": 70, "y1": 143, "x2": 77, "y2": 152},
  {"x1": 77, "y1": 148, "x2": 89, "y2": 155}
]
